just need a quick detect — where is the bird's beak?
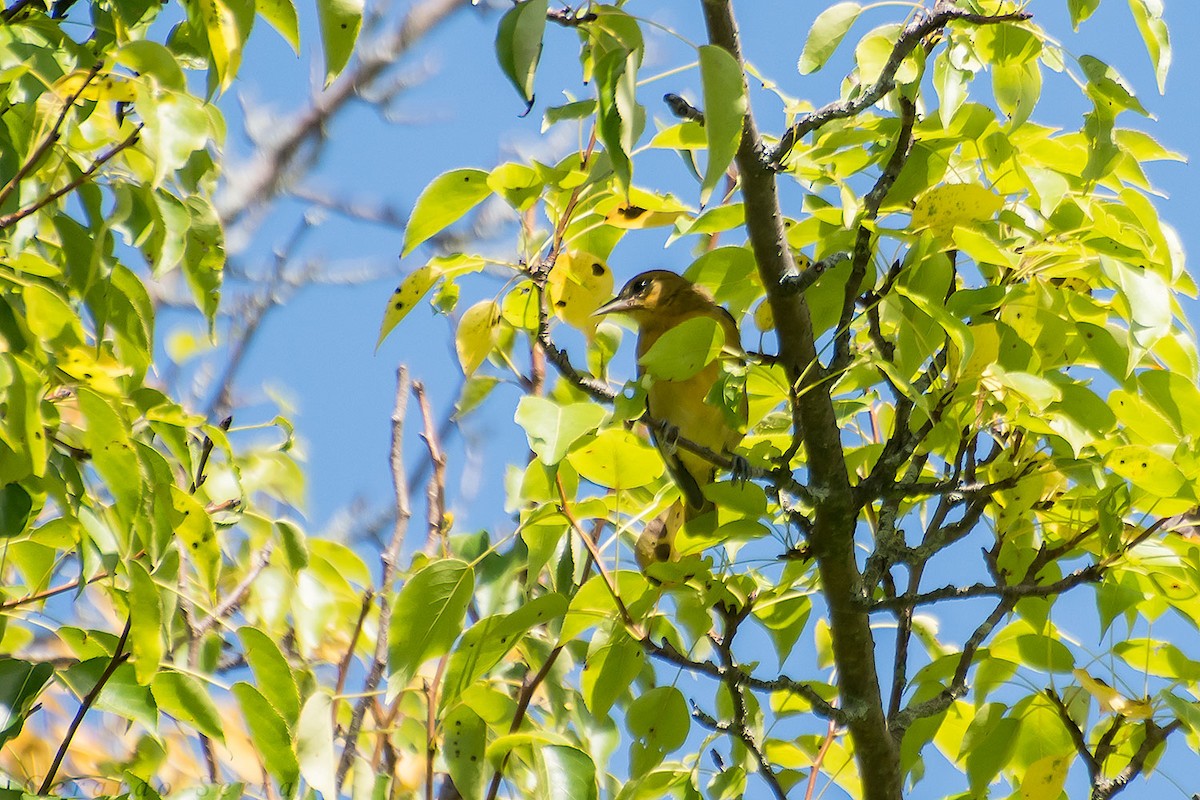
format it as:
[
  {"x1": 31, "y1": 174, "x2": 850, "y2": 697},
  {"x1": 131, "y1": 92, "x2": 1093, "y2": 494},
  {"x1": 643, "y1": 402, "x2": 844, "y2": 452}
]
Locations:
[{"x1": 593, "y1": 296, "x2": 637, "y2": 317}]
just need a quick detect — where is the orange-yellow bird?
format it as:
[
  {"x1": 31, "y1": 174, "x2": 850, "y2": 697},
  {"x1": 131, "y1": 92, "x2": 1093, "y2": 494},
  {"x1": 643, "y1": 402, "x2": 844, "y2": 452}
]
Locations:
[{"x1": 594, "y1": 270, "x2": 747, "y2": 569}]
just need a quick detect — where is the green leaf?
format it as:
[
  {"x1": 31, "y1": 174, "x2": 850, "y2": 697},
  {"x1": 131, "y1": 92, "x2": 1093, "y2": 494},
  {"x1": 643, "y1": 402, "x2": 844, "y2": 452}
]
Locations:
[
  {"x1": 1128, "y1": 0, "x2": 1170, "y2": 93},
  {"x1": 441, "y1": 594, "x2": 568, "y2": 707},
  {"x1": 257, "y1": 0, "x2": 300, "y2": 54},
  {"x1": 455, "y1": 300, "x2": 504, "y2": 376},
  {"x1": 594, "y1": 47, "x2": 638, "y2": 193},
  {"x1": 0, "y1": 483, "x2": 33, "y2": 538},
  {"x1": 494, "y1": 0, "x2": 548, "y2": 111},
  {"x1": 753, "y1": 592, "x2": 812, "y2": 666},
  {"x1": 170, "y1": 486, "x2": 220, "y2": 591},
  {"x1": 295, "y1": 691, "x2": 337, "y2": 800},
  {"x1": 582, "y1": 630, "x2": 644, "y2": 717},
  {"x1": 198, "y1": 0, "x2": 255, "y2": 90},
  {"x1": 443, "y1": 704, "x2": 487, "y2": 800},
  {"x1": 1107, "y1": 445, "x2": 1186, "y2": 497},
  {"x1": 567, "y1": 429, "x2": 664, "y2": 490},
  {"x1": 402, "y1": 169, "x2": 492, "y2": 256},
  {"x1": 239, "y1": 626, "x2": 301, "y2": 726},
  {"x1": 992, "y1": 60, "x2": 1041, "y2": 130},
  {"x1": 0, "y1": 658, "x2": 53, "y2": 747},
  {"x1": 798, "y1": 2, "x2": 861, "y2": 74},
  {"x1": 1068, "y1": 0, "x2": 1101, "y2": 28},
  {"x1": 515, "y1": 397, "x2": 608, "y2": 466},
  {"x1": 639, "y1": 316, "x2": 726, "y2": 381},
  {"x1": 127, "y1": 561, "x2": 163, "y2": 685},
  {"x1": 388, "y1": 559, "x2": 475, "y2": 691},
  {"x1": 61, "y1": 660, "x2": 157, "y2": 729},
  {"x1": 151, "y1": 672, "x2": 225, "y2": 743},
  {"x1": 1114, "y1": 639, "x2": 1200, "y2": 681},
  {"x1": 627, "y1": 686, "x2": 689, "y2": 776},
  {"x1": 377, "y1": 254, "x2": 486, "y2": 347},
  {"x1": 233, "y1": 682, "x2": 299, "y2": 787},
  {"x1": 316, "y1": 0, "x2": 363, "y2": 86},
  {"x1": 1079, "y1": 54, "x2": 1149, "y2": 116},
  {"x1": 698, "y1": 45, "x2": 746, "y2": 205},
  {"x1": 537, "y1": 745, "x2": 598, "y2": 800}
]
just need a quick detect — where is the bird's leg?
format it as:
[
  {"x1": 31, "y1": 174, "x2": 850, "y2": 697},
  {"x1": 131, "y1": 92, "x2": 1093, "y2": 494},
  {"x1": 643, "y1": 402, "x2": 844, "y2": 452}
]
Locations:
[
  {"x1": 728, "y1": 452, "x2": 751, "y2": 487},
  {"x1": 655, "y1": 418, "x2": 681, "y2": 454}
]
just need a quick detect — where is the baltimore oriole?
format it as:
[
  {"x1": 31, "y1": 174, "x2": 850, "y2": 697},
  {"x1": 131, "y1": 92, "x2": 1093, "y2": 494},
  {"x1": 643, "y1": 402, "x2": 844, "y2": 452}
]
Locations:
[{"x1": 594, "y1": 270, "x2": 747, "y2": 569}]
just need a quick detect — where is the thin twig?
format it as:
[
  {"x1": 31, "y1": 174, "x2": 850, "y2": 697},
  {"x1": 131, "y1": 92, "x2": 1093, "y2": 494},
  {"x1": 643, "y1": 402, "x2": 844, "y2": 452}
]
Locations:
[
  {"x1": 830, "y1": 95, "x2": 916, "y2": 374},
  {"x1": 412, "y1": 380, "x2": 447, "y2": 554},
  {"x1": 868, "y1": 563, "x2": 1105, "y2": 611},
  {"x1": 1092, "y1": 720, "x2": 1181, "y2": 800},
  {"x1": 336, "y1": 366, "x2": 414, "y2": 789},
  {"x1": 768, "y1": 3, "x2": 1032, "y2": 166},
  {"x1": 0, "y1": 61, "x2": 102, "y2": 209},
  {"x1": 191, "y1": 544, "x2": 273, "y2": 638},
  {"x1": 0, "y1": 569, "x2": 109, "y2": 611},
  {"x1": 805, "y1": 715, "x2": 841, "y2": 800},
  {"x1": 39, "y1": 617, "x2": 132, "y2": 794},
  {"x1": 554, "y1": 473, "x2": 636, "y2": 630},
  {"x1": 644, "y1": 636, "x2": 844, "y2": 724},
  {"x1": 0, "y1": 124, "x2": 143, "y2": 230},
  {"x1": 1045, "y1": 688, "x2": 1099, "y2": 782}
]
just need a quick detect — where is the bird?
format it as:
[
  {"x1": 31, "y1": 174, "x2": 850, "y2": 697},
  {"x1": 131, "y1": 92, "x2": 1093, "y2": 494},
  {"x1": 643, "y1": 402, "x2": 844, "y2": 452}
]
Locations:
[{"x1": 593, "y1": 270, "x2": 748, "y2": 570}]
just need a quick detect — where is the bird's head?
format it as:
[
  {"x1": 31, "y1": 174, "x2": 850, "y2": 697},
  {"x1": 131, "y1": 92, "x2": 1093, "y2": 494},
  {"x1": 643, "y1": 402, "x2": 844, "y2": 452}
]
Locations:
[{"x1": 593, "y1": 270, "x2": 710, "y2": 324}]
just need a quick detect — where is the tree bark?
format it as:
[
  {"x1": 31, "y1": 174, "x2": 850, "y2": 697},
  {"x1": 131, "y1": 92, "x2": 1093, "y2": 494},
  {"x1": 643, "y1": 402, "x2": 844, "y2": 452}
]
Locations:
[{"x1": 698, "y1": 1, "x2": 901, "y2": 796}]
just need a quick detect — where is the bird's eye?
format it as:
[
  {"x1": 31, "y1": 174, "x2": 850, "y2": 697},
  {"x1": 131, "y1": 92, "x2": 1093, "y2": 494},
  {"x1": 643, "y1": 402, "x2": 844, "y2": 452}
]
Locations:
[{"x1": 630, "y1": 277, "x2": 651, "y2": 294}]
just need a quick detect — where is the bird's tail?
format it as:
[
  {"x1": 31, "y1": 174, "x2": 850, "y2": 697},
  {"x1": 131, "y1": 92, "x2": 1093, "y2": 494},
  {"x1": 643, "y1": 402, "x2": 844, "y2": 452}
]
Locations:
[{"x1": 635, "y1": 497, "x2": 719, "y2": 572}]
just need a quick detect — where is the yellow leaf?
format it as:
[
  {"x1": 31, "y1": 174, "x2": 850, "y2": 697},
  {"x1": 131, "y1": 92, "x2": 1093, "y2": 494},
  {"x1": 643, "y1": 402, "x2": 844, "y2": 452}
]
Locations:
[
  {"x1": 912, "y1": 184, "x2": 1004, "y2": 239},
  {"x1": 1073, "y1": 668, "x2": 1154, "y2": 719},
  {"x1": 547, "y1": 251, "x2": 613, "y2": 334},
  {"x1": 54, "y1": 70, "x2": 138, "y2": 103},
  {"x1": 1020, "y1": 753, "x2": 1071, "y2": 800},
  {"x1": 753, "y1": 299, "x2": 774, "y2": 332},
  {"x1": 455, "y1": 301, "x2": 504, "y2": 375},
  {"x1": 600, "y1": 190, "x2": 691, "y2": 230}
]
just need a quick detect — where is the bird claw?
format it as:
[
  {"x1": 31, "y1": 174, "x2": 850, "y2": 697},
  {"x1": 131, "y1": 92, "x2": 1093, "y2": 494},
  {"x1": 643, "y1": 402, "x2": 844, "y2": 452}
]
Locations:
[
  {"x1": 730, "y1": 453, "x2": 751, "y2": 486},
  {"x1": 658, "y1": 421, "x2": 681, "y2": 453}
]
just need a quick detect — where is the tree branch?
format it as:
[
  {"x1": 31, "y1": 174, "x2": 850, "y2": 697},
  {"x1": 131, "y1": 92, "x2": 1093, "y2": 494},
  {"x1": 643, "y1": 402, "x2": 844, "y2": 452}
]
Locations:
[
  {"x1": 699, "y1": 2, "x2": 897, "y2": 795},
  {"x1": 830, "y1": 95, "x2": 916, "y2": 374},
  {"x1": 0, "y1": 124, "x2": 143, "y2": 230},
  {"x1": 768, "y1": 3, "x2": 1032, "y2": 166},
  {"x1": 39, "y1": 617, "x2": 132, "y2": 794},
  {"x1": 336, "y1": 366, "x2": 414, "y2": 789}
]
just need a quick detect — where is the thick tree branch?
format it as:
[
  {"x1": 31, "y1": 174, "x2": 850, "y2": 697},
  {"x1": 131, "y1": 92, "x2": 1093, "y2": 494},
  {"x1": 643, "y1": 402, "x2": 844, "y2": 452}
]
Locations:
[
  {"x1": 1092, "y1": 720, "x2": 1181, "y2": 800},
  {"x1": 768, "y1": 3, "x2": 1032, "y2": 167},
  {"x1": 699, "y1": 2, "x2": 897, "y2": 795}
]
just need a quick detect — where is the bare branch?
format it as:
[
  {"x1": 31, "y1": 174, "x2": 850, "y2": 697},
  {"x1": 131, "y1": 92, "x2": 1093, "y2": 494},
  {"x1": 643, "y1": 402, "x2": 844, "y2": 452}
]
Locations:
[
  {"x1": 644, "y1": 636, "x2": 845, "y2": 725},
  {"x1": 413, "y1": 380, "x2": 448, "y2": 553},
  {"x1": 336, "y1": 366, "x2": 414, "y2": 788},
  {"x1": 1092, "y1": 720, "x2": 1181, "y2": 800}
]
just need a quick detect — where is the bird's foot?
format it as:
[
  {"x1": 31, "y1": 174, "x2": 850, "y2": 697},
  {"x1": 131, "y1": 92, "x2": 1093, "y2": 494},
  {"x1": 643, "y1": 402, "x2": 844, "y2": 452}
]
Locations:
[
  {"x1": 729, "y1": 453, "x2": 751, "y2": 486},
  {"x1": 657, "y1": 420, "x2": 681, "y2": 453}
]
